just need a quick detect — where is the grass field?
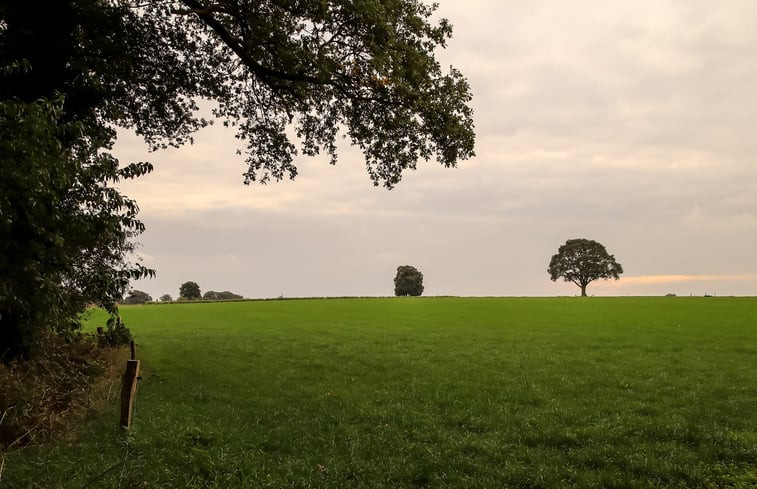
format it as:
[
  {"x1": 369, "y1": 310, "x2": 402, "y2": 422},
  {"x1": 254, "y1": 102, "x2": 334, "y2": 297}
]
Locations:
[{"x1": 4, "y1": 297, "x2": 756, "y2": 488}]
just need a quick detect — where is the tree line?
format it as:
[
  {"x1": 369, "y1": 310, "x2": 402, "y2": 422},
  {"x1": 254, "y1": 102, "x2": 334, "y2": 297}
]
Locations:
[
  {"x1": 123, "y1": 238, "x2": 623, "y2": 304},
  {"x1": 122, "y1": 282, "x2": 244, "y2": 304}
]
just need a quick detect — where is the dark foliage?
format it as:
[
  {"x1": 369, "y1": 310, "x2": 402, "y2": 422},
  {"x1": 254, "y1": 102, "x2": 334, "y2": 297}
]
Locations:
[
  {"x1": 203, "y1": 290, "x2": 244, "y2": 301},
  {"x1": 0, "y1": 0, "x2": 176, "y2": 359},
  {"x1": 161, "y1": 0, "x2": 476, "y2": 188},
  {"x1": 4, "y1": 0, "x2": 475, "y2": 190},
  {"x1": 99, "y1": 317, "x2": 133, "y2": 347},
  {"x1": 123, "y1": 290, "x2": 153, "y2": 305},
  {"x1": 548, "y1": 238, "x2": 623, "y2": 296},
  {"x1": 0, "y1": 92, "x2": 153, "y2": 361},
  {"x1": 394, "y1": 265, "x2": 424, "y2": 296},
  {"x1": 180, "y1": 281, "x2": 202, "y2": 300}
]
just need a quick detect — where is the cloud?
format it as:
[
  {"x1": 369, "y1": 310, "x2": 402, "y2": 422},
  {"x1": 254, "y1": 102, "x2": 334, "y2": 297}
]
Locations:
[
  {"x1": 117, "y1": 1, "x2": 757, "y2": 298},
  {"x1": 683, "y1": 206, "x2": 757, "y2": 231},
  {"x1": 619, "y1": 274, "x2": 757, "y2": 285}
]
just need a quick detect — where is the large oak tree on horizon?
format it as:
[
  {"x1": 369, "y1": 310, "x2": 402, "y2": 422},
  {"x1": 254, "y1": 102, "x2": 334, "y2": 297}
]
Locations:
[{"x1": 548, "y1": 239, "x2": 624, "y2": 296}]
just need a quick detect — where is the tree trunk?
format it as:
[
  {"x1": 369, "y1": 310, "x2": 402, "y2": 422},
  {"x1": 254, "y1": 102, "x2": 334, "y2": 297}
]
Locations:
[
  {"x1": 580, "y1": 283, "x2": 587, "y2": 296},
  {"x1": 0, "y1": 313, "x2": 30, "y2": 362}
]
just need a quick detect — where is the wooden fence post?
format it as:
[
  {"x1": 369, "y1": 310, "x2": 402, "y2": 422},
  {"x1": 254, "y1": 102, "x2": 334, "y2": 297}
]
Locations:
[{"x1": 120, "y1": 358, "x2": 140, "y2": 429}]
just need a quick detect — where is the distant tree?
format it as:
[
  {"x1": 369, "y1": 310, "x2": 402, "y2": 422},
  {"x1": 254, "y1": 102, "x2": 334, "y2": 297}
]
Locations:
[
  {"x1": 394, "y1": 266, "x2": 424, "y2": 297},
  {"x1": 220, "y1": 291, "x2": 243, "y2": 300},
  {"x1": 179, "y1": 281, "x2": 201, "y2": 300},
  {"x1": 203, "y1": 290, "x2": 243, "y2": 301},
  {"x1": 548, "y1": 239, "x2": 623, "y2": 296},
  {"x1": 123, "y1": 290, "x2": 152, "y2": 305},
  {"x1": 160, "y1": 294, "x2": 172, "y2": 302}
]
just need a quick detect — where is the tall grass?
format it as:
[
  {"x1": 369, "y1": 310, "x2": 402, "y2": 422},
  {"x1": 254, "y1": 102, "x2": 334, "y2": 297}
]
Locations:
[{"x1": 4, "y1": 297, "x2": 756, "y2": 488}]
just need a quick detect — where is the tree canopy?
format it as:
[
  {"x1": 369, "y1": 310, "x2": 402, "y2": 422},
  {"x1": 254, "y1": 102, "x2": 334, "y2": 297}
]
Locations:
[
  {"x1": 179, "y1": 281, "x2": 202, "y2": 300},
  {"x1": 123, "y1": 290, "x2": 153, "y2": 305},
  {"x1": 0, "y1": 0, "x2": 474, "y2": 359},
  {"x1": 163, "y1": 0, "x2": 476, "y2": 188},
  {"x1": 548, "y1": 239, "x2": 623, "y2": 296},
  {"x1": 394, "y1": 265, "x2": 424, "y2": 297},
  {"x1": 3, "y1": 0, "x2": 475, "y2": 188}
]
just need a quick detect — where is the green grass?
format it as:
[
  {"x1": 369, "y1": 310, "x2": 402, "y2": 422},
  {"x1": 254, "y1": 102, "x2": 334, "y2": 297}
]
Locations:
[{"x1": 4, "y1": 297, "x2": 756, "y2": 488}]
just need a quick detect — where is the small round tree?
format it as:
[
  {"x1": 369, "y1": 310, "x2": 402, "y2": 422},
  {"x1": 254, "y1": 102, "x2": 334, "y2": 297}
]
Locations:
[
  {"x1": 179, "y1": 281, "x2": 202, "y2": 300},
  {"x1": 123, "y1": 290, "x2": 152, "y2": 305},
  {"x1": 548, "y1": 239, "x2": 623, "y2": 296},
  {"x1": 394, "y1": 266, "x2": 424, "y2": 296},
  {"x1": 159, "y1": 294, "x2": 172, "y2": 302}
]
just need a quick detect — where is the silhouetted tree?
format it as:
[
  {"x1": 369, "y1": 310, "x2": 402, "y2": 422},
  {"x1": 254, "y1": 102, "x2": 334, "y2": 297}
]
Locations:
[
  {"x1": 179, "y1": 281, "x2": 201, "y2": 300},
  {"x1": 123, "y1": 290, "x2": 152, "y2": 304},
  {"x1": 548, "y1": 239, "x2": 623, "y2": 296},
  {"x1": 160, "y1": 294, "x2": 172, "y2": 302},
  {"x1": 394, "y1": 266, "x2": 424, "y2": 296}
]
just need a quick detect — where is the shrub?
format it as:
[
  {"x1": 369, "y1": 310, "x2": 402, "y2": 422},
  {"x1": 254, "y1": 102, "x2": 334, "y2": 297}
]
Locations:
[
  {"x1": 99, "y1": 317, "x2": 133, "y2": 347},
  {"x1": 0, "y1": 331, "x2": 119, "y2": 447}
]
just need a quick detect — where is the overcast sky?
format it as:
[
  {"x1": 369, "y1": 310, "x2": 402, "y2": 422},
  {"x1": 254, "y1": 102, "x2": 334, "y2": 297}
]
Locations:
[{"x1": 115, "y1": 0, "x2": 757, "y2": 299}]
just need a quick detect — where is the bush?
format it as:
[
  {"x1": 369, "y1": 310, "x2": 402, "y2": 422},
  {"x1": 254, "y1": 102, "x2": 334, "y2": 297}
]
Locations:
[
  {"x1": 99, "y1": 317, "x2": 133, "y2": 347},
  {"x1": 0, "y1": 331, "x2": 120, "y2": 447}
]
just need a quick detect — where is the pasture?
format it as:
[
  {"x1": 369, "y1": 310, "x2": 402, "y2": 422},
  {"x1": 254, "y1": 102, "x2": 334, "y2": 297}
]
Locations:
[{"x1": 5, "y1": 297, "x2": 756, "y2": 488}]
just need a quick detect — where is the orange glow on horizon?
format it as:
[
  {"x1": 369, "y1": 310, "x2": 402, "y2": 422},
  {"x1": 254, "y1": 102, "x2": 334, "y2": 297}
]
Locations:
[{"x1": 615, "y1": 274, "x2": 757, "y2": 285}]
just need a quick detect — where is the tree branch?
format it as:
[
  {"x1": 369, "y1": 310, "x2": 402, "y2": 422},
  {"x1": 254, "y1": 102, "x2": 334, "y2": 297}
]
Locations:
[
  {"x1": 177, "y1": 0, "x2": 332, "y2": 87},
  {"x1": 171, "y1": 3, "x2": 224, "y2": 16}
]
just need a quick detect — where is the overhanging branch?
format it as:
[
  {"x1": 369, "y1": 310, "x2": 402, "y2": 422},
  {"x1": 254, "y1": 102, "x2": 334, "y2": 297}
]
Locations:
[{"x1": 177, "y1": 0, "x2": 333, "y2": 87}]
